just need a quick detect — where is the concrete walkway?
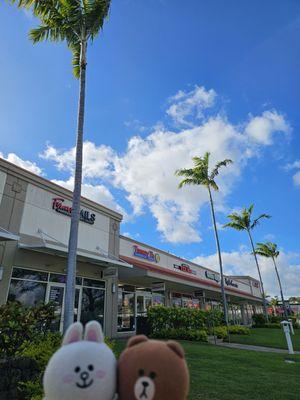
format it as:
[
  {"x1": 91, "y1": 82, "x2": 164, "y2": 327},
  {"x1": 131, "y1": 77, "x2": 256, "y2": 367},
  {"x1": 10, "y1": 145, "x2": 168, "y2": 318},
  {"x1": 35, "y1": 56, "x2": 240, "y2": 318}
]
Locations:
[{"x1": 209, "y1": 339, "x2": 300, "y2": 354}]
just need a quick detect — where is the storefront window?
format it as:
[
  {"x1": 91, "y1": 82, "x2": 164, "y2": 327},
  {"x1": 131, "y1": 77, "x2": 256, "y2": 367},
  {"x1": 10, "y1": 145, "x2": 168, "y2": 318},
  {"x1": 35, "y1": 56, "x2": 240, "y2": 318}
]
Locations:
[
  {"x1": 12, "y1": 267, "x2": 48, "y2": 282},
  {"x1": 81, "y1": 287, "x2": 105, "y2": 327},
  {"x1": 136, "y1": 291, "x2": 152, "y2": 317},
  {"x1": 118, "y1": 286, "x2": 135, "y2": 332},
  {"x1": 8, "y1": 279, "x2": 46, "y2": 307},
  {"x1": 8, "y1": 267, "x2": 106, "y2": 331},
  {"x1": 172, "y1": 295, "x2": 182, "y2": 307},
  {"x1": 49, "y1": 273, "x2": 82, "y2": 285},
  {"x1": 152, "y1": 293, "x2": 165, "y2": 306}
]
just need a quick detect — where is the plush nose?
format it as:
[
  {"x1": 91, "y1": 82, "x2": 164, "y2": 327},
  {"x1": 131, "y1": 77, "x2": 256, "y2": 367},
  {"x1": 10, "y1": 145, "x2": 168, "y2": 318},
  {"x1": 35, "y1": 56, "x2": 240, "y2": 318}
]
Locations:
[
  {"x1": 142, "y1": 381, "x2": 149, "y2": 388},
  {"x1": 80, "y1": 371, "x2": 89, "y2": 381}
]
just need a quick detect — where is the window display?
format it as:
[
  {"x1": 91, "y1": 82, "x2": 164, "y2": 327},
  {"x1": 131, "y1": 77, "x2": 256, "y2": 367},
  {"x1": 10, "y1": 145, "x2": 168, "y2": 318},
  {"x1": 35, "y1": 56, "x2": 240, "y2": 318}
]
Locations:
[{"x1": 118, "y1": 286, "x2": 135, "y2": 332}]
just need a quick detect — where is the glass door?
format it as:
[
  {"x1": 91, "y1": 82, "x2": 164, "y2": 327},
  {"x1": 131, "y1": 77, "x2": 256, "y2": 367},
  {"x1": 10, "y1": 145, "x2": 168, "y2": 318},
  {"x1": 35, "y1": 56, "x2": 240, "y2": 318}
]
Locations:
[
  {"x1": 46, "y1": 283, "x2": 81, "y2": 332},
  {"x1": 118, "y1": 287, "x2": 136, "y2": 332},
  {"x1": 47, "y1": 283, "x2": 64, "y2": 331}
]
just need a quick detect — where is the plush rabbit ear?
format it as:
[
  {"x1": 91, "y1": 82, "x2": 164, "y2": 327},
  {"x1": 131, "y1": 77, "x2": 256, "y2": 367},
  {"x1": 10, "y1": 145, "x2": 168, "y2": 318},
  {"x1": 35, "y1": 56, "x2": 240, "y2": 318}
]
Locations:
[
  {"x1": 84, "y1": 320, "x2": 104, "y2": 343},
  {"x1": 62, "y1": 322, "x2": 83, "y2": 346}
]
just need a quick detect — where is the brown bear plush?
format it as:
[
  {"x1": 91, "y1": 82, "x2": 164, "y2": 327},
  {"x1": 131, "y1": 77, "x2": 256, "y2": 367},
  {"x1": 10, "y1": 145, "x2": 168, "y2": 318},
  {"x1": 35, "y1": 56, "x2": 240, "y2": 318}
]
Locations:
[{"x1": 117, "y1": 335, "x2": 189, "y2": 400}]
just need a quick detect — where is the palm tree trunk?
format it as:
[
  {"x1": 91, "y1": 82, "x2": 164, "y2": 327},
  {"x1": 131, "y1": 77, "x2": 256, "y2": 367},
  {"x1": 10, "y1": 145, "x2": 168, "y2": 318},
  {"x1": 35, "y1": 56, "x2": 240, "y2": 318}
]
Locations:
[
  {"x1": 272, "y1": 256, "x2": 288, "y2": 319},
  {"x1": 63, "y1": 40, "x2": 87, "y2": 333},
  {"x1": 208, "y1": 186, "x2": 229, "y2": 326},
  {"x1": 247, "y1": 230, "x2": 269, "y2": 321}
]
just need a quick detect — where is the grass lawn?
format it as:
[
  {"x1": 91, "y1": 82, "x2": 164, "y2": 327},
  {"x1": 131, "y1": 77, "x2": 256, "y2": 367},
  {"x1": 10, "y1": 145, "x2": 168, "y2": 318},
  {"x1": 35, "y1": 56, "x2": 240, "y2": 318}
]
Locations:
[
  {"x1": 115, "y1": 340, "x2": 300, "y2": 400},
  {"x1": 228, "y1": 328, "x2": 300, "y2": 351}
]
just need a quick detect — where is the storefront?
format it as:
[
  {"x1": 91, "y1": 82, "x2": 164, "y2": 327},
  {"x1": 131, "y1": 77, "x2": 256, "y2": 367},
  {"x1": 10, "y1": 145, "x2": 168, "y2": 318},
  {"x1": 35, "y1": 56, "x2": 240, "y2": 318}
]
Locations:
[
  {"x1": 0, "y1": 158, "x2": 131, "y2": 338},
  {"x1": 118, "y1": 236, "x2": 264, "y2": 332},
  {"x1": 0, "y1": 158, "x2": 264, "y2": 338}
]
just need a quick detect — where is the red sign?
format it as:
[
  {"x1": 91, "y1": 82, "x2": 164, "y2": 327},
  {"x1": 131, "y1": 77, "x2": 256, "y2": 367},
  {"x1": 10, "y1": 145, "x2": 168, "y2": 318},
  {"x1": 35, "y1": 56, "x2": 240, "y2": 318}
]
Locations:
[{"x1": 174, "y1": 263, "x2": 196, "y2": 275}]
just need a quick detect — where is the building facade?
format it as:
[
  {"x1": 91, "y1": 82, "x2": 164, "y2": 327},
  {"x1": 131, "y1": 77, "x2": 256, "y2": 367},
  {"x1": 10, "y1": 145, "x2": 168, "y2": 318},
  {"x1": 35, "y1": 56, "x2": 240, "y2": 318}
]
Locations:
[{"x1": 0, "y1": 159, "x2": 263, "y2": 338}]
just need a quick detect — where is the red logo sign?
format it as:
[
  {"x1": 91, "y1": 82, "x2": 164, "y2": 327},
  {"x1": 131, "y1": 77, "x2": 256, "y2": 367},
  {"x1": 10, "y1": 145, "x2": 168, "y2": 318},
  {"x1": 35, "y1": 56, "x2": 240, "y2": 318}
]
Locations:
[{"x1": 174, "y1": 263, "x2": 196, "y2": 275}]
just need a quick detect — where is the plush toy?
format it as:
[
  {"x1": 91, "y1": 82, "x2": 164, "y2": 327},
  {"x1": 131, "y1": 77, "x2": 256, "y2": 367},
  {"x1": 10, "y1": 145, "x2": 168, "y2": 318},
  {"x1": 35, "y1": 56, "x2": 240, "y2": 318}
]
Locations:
[
  {"x1": 117, "y1": 335, "x2": 189, "y2": 400},
  {"x1": 43, "y1": 321, "x2": 116, "y2": 400}
]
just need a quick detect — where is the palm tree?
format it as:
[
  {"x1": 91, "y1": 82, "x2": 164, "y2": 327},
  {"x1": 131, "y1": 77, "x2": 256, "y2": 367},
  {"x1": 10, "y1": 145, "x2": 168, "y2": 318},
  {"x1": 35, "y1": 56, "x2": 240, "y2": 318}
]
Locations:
[
  {"x1": 175, "y1": 152, "x2": 233, "y2": 326},
  {"x1": 255, "y1": 242, "x2": 288, "y2": 318},
  {"x1": 223, "y1": 205, "x2": 270, "y2": 321},
  {"x1": 11, "y1": 0, "x2": 111, "y2": 332}
]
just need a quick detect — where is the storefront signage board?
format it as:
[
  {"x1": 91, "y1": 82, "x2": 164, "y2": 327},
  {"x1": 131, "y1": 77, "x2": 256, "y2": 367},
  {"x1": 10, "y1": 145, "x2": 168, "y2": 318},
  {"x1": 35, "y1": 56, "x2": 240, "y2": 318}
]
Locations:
[
  {"x1": 225, "y1": 278, "x2": 238, "y2": 288},
  {"x1": 205, "y1": 270, "x2": 220, "y2": 283},
  {"x1": 173, "y1": 263, "x2": 196, "y2": 275},
  {"x1": 52, "y1": 198, "x2": 96, "y2": 225},
  {"x1": 133, "y1": 245, "x2": 160, "y2": 263}
]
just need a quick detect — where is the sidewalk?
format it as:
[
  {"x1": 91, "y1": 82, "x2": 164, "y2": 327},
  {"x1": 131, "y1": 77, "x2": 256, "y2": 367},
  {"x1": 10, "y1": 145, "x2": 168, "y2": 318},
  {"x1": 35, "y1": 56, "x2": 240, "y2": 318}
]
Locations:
[{"x1": 208, "y1": 338, "x2": 300, "y2": 354}]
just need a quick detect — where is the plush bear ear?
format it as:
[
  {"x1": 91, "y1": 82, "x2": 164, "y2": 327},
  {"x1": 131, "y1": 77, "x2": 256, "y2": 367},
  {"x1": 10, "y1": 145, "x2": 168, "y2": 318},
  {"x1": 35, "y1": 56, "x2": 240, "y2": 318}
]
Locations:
[
  {"x1": 84, "y1": 320, "x2": 104, "y2": 343},
  {"x1": 127, "y1": 335, "x2": 149, "y2": 348},
  {"x1": 167, "y1": 341, "x2": 185, "y2": 359},
  {"x1": 62, "y1": 322, "x2": 83, "y2": 346}
]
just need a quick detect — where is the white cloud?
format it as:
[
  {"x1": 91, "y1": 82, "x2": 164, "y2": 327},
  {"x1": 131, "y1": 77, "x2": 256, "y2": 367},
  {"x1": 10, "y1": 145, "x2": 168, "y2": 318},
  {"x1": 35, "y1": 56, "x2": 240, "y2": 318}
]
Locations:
[
  {"x1": 245, "y1": 110, "x2": 290, "y2": 145},
  {"x1": 293, "y1": 171, "x2": 300, "y2": 186},
  {"x1": 40, "y1": 141, "x2": 114, "y2": 179},
  {"x1": 166, "y1": 85, "x2": 216, "y2": 127},
  {"x1": 38, "y1": 86, "x2": 290, "y2": 244},
  {"x1": 284, "y1": 160, "x2": 300, "y2": 187},
  {"x1": 0, "y1": 152, "x2": 43, "y2": 176},
  {"x1": 193, "y1": 249, "x2": 300, "y2": 298}
]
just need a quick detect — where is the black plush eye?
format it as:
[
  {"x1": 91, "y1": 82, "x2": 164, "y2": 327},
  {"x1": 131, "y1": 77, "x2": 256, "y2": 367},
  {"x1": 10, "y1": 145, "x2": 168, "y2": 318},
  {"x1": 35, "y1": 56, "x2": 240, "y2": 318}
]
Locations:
[
  {"x1": 149, "y1": 372, "x2": 156, "y2": 379},
  {"x1": 139, "y1": 369, "x2": 144, "y2": 377},
  {"x1": 74, "y1": 366, "x2": 80, "y2": 373},
  {"x1": 88, "y1": 364, "x2": 94, "y2": 371}
]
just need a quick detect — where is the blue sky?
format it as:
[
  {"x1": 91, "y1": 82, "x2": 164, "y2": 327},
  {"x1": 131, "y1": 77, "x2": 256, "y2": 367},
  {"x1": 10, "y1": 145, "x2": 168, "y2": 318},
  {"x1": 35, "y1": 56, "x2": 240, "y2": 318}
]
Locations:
[{"x1": 1, "y1": 0, "x2": 300, "y2": 296}]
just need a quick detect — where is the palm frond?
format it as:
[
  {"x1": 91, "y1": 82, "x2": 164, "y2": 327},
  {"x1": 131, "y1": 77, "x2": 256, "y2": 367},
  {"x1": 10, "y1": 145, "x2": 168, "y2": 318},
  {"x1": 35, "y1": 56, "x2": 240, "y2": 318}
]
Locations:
[
  {"x1": 210, "y1": 158, "x2": 233, "y2": 179},
  {"x1": 209, "y1": 180, "x2": 219, "y2": 191},
  {"x1": 175, "y1": 168, "x2": 196, "y2": 178},
  {"x1": 83, "y1": 0, "x2": 111, "y2": 40},
  {"x1": 69, "y1": 42, "x2": 81, "y2": 79},
  {"x1": 223, "y1": 221, "x2": 245, "y2": 231},
  {"x1": 178, "y1": 178, "x2": 201, "y2": 189},
  {"x1": 250, "y1": 213, "x2": 271, "y2": 229},
  {"x1": 255, "y1": 242, "x2": 279, "y2": 258}
]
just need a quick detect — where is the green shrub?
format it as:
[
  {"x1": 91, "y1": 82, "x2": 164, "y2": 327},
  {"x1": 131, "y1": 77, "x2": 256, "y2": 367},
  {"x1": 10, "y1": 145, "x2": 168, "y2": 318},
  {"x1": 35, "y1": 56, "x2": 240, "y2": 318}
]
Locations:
[
  {"x1": 252, "y1": 313, "x2": 266, "y2": 327},
  {"x1": 151, "y1": 327, "x2": 208, "y2": 342},
  {"x1": 213, "y1": 326, "x2": 228, "y2": 339},
  {"x1": 148, "y1": 306, "x2": 223, "y2": 336},
  {"x1": 0, "y1": 301, "x2": 56, "y2": 357},
  {"x1": 265, "y1": 322, "x2": 281, "y2": 329},
  {"x1": 228, "y1": 325, "x2": 250, "y2": 335}
]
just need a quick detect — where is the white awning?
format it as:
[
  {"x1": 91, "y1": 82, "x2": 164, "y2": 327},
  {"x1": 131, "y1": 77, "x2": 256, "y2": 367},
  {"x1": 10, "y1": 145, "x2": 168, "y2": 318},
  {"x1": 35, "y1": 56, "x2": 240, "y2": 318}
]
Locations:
[
  {"x1": 18, "y1": 240, "x2": 132, "y2": 269},
  {"x1": 0, "y1": 227, "x2": 20, "y2": 242}
]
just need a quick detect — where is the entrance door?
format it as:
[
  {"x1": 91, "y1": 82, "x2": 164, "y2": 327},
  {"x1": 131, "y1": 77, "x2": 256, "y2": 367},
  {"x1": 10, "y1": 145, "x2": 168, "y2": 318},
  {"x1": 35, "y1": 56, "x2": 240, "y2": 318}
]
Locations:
[{"x1": 46, "y1": 283, "x2": 81, "y2": 332}]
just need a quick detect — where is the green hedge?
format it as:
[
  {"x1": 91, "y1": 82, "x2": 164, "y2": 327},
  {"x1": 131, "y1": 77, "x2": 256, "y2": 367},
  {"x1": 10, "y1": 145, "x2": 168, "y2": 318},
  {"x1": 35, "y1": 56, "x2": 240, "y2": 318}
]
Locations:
[
  {"x1": 147, "y1": 306, "x2": 223, "y2": 341},
  {"x1": 151, "y1": 327, "x2": 208, "y2": 342},
  {"x1": 0, "y1": 301, "x2": 55, "y2": 357},
  {"x1": 228, "y1": 325, "x2": 250, "y2": 335}
]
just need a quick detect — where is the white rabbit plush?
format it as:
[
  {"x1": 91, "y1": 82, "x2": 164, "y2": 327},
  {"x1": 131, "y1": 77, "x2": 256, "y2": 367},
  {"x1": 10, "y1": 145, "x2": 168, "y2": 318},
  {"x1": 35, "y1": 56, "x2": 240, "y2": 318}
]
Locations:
[{"x1": 43, "y1": 321, "x2": 117, "y2": 400}]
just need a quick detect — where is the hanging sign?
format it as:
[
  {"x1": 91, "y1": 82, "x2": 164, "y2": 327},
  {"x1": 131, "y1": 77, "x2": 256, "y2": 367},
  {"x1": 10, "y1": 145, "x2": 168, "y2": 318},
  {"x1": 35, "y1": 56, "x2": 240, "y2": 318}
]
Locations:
[{"x1": 52, "y1": 198, "x2": 96, "y2": 225}]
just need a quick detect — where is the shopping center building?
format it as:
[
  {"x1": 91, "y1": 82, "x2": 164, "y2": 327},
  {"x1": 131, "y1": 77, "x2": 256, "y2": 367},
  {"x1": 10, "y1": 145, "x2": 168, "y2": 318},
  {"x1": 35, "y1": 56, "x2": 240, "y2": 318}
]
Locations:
[{"x1": 0, "y1": 158, "x2": 263, "y2": 338}]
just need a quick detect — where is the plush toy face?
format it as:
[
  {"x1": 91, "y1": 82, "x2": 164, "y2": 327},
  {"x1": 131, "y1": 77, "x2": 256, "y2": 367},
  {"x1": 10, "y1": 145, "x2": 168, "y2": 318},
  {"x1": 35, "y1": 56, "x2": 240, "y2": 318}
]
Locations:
[
  {"x1": 43, "y1": 321, "x2": 116, "y2": 400},
  {"x1": 118, "y1": 335, "x2": 189, "y2": 400}
]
